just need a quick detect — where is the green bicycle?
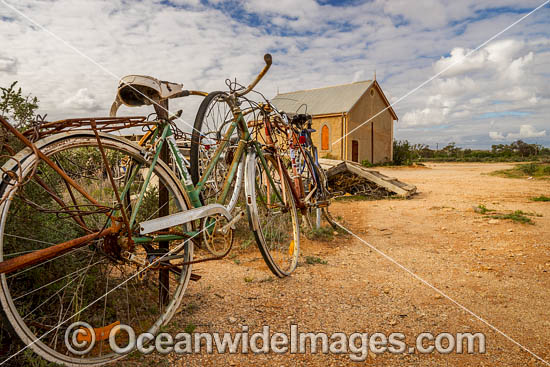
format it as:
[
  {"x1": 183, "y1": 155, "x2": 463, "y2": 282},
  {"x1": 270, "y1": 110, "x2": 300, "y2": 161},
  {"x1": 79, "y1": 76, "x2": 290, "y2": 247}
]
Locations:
[{"x1": 0, "y1": 54, "x2": 299, "y2": 366}]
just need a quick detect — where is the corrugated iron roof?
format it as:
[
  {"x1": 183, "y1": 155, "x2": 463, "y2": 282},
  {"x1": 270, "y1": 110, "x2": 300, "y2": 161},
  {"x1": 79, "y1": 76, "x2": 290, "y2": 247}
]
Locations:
[{"x1": 271, "y1": 80, "x2": 373, "y2": 116}]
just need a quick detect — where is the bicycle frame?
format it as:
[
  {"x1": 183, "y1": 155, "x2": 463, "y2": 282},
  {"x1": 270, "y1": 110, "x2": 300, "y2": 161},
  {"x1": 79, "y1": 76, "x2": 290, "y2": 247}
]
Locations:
[{"x1": 0, "y1": 54, "x2": 289, "y2": 275}]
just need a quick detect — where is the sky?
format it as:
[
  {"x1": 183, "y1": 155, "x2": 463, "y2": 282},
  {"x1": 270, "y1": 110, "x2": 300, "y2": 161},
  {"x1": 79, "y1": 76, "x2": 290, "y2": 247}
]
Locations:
[{"x1": 0, "y1": 0, "x2": 549, "y2": 149}]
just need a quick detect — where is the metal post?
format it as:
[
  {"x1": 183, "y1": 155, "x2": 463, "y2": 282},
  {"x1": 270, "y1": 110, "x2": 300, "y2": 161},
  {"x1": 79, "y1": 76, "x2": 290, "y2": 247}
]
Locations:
[
  {"x1": 154, "y1": 101, "x2": 170, "y2": 308},
  {"x1": 316, "y1": 208, "x2": 321, "y2": 229}
]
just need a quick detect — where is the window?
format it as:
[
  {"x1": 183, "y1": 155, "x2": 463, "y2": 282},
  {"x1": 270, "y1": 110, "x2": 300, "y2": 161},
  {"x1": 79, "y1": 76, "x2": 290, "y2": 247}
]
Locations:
[{"x1": 321, "y1": 124, "x2": 329, "y2": 150}]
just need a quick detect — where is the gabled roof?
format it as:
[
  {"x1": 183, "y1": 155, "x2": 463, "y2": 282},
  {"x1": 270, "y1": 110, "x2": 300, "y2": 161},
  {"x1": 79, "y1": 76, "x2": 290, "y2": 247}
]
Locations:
[
  {"x1": 271, "y1": 80, "x2": 373, "y2": 116},
  {"x1": 271, "y1": 80, "x2": 398, "y2": 121}
]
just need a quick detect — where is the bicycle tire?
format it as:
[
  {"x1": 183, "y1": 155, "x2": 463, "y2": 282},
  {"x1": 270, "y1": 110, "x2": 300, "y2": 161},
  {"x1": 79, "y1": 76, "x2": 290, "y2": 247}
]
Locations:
[
  {"x1": 0, "y1": 132, "x2": 193, "y2": 366},
  {"x1": 189, "y1": 91, "x2": 243, "y2": 213},
  {"x1": 244, "y1": 149, "x2": 300, "y2": 277}
]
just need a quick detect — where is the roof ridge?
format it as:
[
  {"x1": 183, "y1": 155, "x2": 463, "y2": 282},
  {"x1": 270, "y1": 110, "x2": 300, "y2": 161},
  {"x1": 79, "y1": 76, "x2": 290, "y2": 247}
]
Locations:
[{"x1": 275, "y1": 80, "x2": 372, "y2": 96}]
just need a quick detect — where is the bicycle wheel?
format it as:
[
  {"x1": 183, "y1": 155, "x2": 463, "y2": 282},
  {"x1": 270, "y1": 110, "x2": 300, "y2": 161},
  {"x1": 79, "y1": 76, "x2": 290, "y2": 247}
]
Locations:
[
  {"x1": 0, "y1": 132, "x2": 193, "y2": 366},
  {"x1": 190, "y1": 91, "x2": 243, "y2": 212},
  {"x1": 245, "y1": 149, "x2": 300, "y2": 277}
]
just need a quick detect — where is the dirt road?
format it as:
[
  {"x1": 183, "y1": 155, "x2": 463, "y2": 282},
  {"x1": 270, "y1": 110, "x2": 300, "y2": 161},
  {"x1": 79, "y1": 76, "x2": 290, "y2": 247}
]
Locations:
[{"x1": 128, "y1": 162, "x2": 550, "y2": 366}]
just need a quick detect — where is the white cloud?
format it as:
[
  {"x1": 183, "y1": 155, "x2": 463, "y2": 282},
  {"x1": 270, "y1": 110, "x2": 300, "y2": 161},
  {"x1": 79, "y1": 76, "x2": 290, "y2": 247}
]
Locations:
[
  {"x1": 0, "y1": 0, "x2": 548, "y2": 148},
  {"x1": 61, "y1": 88, "x2": 100, "y2": 112},
  {"x1": 507, "y1": 124, "x2": 546, "y2": 139},
  {"x1": 490, "y1": 124, "x2": 546, "y2": 140},
  {"x1": 489, "y1": 131, "x2": 505, "y2": 140},
  {"x1": 0, "y1": 55, "x2": 17, "y2": 74},
  {"x1": 402, "y1": 107, "x2": 449, "y2": 127}
]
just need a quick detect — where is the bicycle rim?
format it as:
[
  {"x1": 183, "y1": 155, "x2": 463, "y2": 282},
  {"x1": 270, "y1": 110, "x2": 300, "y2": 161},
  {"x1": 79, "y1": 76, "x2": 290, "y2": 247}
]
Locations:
[
  {"x1": 0, "y1": 132, "x2": 192, "y2": 366},
  {"x1": 245, "y1": 150, "x2": 300, "y2": 277}
]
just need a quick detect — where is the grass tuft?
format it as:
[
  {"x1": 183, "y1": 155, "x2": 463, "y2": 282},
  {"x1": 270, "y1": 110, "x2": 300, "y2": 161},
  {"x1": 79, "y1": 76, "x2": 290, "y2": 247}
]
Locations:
[
  {"x1": 531, "y1": 195, "x2": 550, "y2": 202},
  {"x1": 490, "y1": 163, "x2": 550, "y2": 179},
  {"x1": 305, "y1": 256, "x2": 328, "y2": 265},
  {"x1": 184, "y1": 323, "x2": 196, "y2": 333},
  {"x1": 476, "y1": 204, "x2": 495, "y2": 214},
  {"x1": 488, "y1": 210, "x2": 535, "y2": 225},
  {"x1": 306, "y1": 226, "x2": 335, "y2": 241}
]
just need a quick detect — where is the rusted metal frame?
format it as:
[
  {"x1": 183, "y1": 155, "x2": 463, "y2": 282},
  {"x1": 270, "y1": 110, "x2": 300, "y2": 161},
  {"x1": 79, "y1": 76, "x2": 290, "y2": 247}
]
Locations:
[
  {"x1": 187, "y1": 90, "x2": 208, "y2": 97},
  {"x1": 275, "y1": 154, "x2": 288, "y2": 205},
  {"x1": 259, "y1": 121, "x2": 304, "y2": 210},
  {"x1": 51, "y1": 154, "x2": 92, "y2": 231},
  {"x1": 90, "y1": 120, "x2": 134, "y2": 250},
  {"x1": 32, "y1": 174, "x2": 92, "y2": 233},
  {"x1": 0, "y1": 116, "x2": 109, "y2": 214},
  {"x1": 287, "y1": 127, "x2": 305, "y2": 199},
  {"x1": 275, "y1": 151, "x2": 304, "y2": 210},
  {"x1": 261, "y1": 111, "x2": 306, "y2": 210},
  {"x1": 252, "y1": 112, "x2": 287, "y2": 206},
  {"x1": 60, "y1": 174, "x2": 89, "y2": 231},
  {"x1": 21, "y1": 116, "x2": 150, "y2": 140},
  {"x1": 0, "y1": 227, "x2": 114, "y2": 275}
]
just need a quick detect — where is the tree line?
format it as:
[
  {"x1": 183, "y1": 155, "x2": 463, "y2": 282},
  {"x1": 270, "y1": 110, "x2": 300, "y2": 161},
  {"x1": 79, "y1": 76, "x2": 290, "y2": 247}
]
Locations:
[{"x1": 392, "y1": 140, "x2": 550, "y2": 165}]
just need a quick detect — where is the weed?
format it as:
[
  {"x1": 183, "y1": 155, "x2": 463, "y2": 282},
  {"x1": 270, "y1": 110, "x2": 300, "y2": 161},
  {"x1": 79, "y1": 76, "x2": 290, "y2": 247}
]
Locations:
[
  {"x1": 22, "y1": 350, "x2": 60, "y2": 367},
  {"x1": 186, "y1": 303, "x2": 198, "y2": 313},
  {"x1": 234, "y1": 259, "x2": 241, "y2": 265},
  {"x1": 305, "y1": 256, "x2": 328, "y2": 265},
  {"x1": 244, "y1": 276, "x2": 254, "y2": 283},
  {"x1": 519, "y1": 163, "x2": 537, "y2": 175},
  {"x1": 476, "y1": 204, "x2": 495, "y2": 214},
  {"x1": 240, "y1": 239, "x2": 253, "y2": 250},
  {"x1": 488, "y1": 210, "x2": 534, "y2": 225},
  {"x1": 306, "y1": 226, "x2": 335, "y2": 241},
  {"x1": 490, "y1": 163, "x2": 550, "y2": 179},
  {"x1": 531, "y1": 195, "x2": 550, "y2": 202},
  {"x1": 184, "y1": 323, "x2": 196, "y2": 333},
  {"x1": 334, "y1": 194, "x2": 373, "y2": 202}
]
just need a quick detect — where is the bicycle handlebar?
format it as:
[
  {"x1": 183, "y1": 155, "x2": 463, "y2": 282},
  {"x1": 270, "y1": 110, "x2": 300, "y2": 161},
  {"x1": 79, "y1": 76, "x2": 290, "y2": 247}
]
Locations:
[{"x1": 235, "y1": 54, "x2": 272, "y2": 97}]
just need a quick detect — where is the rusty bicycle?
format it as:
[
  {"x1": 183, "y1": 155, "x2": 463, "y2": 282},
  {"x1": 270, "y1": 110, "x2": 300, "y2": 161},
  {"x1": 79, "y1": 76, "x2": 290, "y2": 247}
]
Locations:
[{"x1": 0, "y1": 54, "x2": 300, "y2": 366}]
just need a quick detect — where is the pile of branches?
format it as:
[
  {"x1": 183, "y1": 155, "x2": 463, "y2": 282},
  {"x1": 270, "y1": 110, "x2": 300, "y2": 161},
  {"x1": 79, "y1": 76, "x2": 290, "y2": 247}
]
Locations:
[{"x1": 327, "y1": 172, "x2": 393, "y2": 199}]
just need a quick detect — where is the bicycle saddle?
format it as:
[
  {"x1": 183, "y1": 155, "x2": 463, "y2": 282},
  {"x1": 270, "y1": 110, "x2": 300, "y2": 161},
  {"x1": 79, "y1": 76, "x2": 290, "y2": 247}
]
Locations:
[{"x1": 110, "y1": 75, "x2": 186, "y2": 116}]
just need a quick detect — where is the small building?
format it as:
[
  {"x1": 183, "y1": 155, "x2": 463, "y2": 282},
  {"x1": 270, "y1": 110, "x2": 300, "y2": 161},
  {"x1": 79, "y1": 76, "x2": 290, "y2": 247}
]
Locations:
[{"x1": 271, "y1": 80, "x2": 398, "y2": 164}]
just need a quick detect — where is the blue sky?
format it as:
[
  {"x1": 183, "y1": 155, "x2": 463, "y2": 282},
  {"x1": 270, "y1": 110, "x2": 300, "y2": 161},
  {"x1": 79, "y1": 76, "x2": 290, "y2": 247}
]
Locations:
[{"x1": 0, "y1": 0, "x2": 549, "y2": 148}]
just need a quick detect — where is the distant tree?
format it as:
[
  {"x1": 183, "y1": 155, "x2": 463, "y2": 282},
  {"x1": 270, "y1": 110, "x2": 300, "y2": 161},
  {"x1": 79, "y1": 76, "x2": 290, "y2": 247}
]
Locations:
[
  {"x1": 441, "y1": 142, "x2": 462, "y2": 157},
  {"x1": 511, "y1": 140, "x2": 537, "y2": 157}
]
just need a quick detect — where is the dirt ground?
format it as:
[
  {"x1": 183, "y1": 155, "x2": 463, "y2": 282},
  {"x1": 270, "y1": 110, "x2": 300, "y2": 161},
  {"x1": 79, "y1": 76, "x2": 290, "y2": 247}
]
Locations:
[{"x1": 126, "y1": 162, "x2": 550, "y2": 366}]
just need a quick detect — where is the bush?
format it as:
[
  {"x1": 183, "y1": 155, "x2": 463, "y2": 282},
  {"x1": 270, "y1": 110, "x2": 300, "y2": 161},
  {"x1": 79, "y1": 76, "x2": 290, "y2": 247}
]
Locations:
[{"x1": 392, "y1": 140, "x2": 415, "y2": 165}]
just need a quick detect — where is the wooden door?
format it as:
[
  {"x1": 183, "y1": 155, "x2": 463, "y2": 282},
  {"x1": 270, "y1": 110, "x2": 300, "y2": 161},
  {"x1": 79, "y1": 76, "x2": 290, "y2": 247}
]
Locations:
[
  {"x1": 321, "y1": 125, "x2": 329, "y2": 150},
  {"x1": 352, "y1": 140, "x2": 358, "y2": 162}
]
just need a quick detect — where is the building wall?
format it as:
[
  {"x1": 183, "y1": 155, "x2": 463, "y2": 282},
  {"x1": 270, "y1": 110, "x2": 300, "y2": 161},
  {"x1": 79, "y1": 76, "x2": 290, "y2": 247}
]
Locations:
[
  {"x1": 310, "y1": 114, "x2": 344, "y2": 160},
  {"x1": 347, "y1": 84, "x2": 395, "y2": 163}
]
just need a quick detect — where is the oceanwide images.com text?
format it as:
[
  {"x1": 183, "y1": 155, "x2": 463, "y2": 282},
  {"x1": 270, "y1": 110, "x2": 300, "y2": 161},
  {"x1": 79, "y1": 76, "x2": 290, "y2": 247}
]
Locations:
[{"x1": 67, "y1": 322, "x2": 486, "y2": 361}]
